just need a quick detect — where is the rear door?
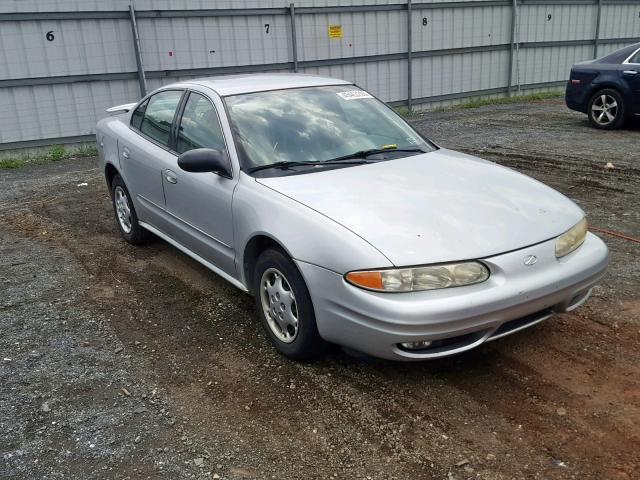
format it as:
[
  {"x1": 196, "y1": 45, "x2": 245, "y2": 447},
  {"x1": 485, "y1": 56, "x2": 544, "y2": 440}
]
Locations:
[
  {"x1": 622, "y1": 48, "x2": 640, "y2": 114},
  {"x1": 120, "y1": 89, "x2": 184, "y2": 231},
  {"x1": 162, "y1": 90, "x2": 237, "y2": 277}
]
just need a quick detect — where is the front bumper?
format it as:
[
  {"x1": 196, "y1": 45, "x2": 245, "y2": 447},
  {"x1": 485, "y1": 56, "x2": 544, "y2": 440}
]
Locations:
[{"x1": 296, "y1": 233, "x2": 609, "y2": 361}]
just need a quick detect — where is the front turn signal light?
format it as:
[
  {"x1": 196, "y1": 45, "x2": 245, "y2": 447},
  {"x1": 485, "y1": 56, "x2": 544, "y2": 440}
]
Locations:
[{"x1": 346, "y1": 261, "x2": 489, "y2": 293}]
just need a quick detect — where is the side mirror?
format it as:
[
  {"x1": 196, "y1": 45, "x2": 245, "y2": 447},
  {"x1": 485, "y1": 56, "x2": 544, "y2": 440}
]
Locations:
[{"x1": 177, "y1": 148, "x2": 231, "y2": 177}]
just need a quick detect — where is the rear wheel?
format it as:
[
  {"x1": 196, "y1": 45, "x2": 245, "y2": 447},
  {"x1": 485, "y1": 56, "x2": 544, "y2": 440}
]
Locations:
[
  {"x1": 588, "y1": 89, "x2": 625, "y2": 129},
  {"x1": 110, "y1": 174, "x2": 153, "y2": 245},
  {"x1": 253, "y1": 248, "x2": 326, "y2": 360}
]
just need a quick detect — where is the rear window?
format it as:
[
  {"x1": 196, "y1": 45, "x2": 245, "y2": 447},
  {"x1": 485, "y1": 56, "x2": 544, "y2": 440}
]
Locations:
[
  {"x1": 136, "y1": 90, "x2": 183, "y2": 147},
  {"x1": 597, "y1": 43, "x2": 640, "y2": 64},
  {"x1": 130, "y1": 99, "x2": 148, "y2": 130}
]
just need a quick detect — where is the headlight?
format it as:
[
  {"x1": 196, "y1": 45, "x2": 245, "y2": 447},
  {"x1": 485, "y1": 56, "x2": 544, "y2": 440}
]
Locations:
[
  {"x1": 555, "y1": 217, "x2": 588, "y2": 258},
  {"x1": 345, "y1": 261, "x2": 490, "y2": 292}
]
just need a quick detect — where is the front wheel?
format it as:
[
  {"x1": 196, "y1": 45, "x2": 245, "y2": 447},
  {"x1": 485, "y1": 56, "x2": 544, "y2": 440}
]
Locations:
[
  {"x1": 588, "y1": 89, "x2": 625, "y2": 130},
  {"x1": 253, "y1": 248, "x2": 326, "y2": 360}
]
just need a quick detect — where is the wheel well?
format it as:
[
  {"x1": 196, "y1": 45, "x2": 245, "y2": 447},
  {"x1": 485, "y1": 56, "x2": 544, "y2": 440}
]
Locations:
[
  {"x1": 105, "y1": 163, "x2": 119, "y2": 191},
  {"x1": 243, "y1": 235, "x2": 288, "y2": 294},
  {"x1": 588, "y1": 85, "x2": 622, "y2": 102}
]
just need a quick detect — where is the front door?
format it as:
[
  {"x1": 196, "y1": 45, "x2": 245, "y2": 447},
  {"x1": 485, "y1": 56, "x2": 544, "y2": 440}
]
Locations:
[{"x1": 162, "y1": 91, "x2": 237, "y2": 277}]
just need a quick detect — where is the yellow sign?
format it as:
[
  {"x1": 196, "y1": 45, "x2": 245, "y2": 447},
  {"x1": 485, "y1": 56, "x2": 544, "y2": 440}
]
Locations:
[{"x1": 328, "y1": 25, "x2": 343, "y2": 39}]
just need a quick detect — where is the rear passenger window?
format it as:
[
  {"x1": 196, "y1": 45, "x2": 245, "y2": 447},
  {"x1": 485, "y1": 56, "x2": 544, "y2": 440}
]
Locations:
[
  {"x1": 176, "y1": 92, "x2": 227, "y2": 155},
  {"x1": 629, "y1": 50, "x2": 640, "y2": 64},
  {"x1": 138, "y1": 90, "x2": 183, "y2": 147},
  {"x1": 130, "y1": 98, "x2": 148, "y2": 130}
]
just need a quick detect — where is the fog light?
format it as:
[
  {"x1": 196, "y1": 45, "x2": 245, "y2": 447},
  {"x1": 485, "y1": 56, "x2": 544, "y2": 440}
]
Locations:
[{"x1": 399, "y1": 340, "x2": 432, "y2": 350}]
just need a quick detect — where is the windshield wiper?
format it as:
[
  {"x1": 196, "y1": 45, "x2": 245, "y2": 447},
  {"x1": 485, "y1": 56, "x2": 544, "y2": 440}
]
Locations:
[
  {"x1": 334, "y1": 147, "x2": 428, "y2": 161},
  {"x1": 247, "y1": 159, "x2": 371, "y2": 173},
  {"x1": 246, "y1": 147, "x2": 427, "y2": 174},
  {"x1": 327, "y1": 147, "x2": 427, "y2": 162}
]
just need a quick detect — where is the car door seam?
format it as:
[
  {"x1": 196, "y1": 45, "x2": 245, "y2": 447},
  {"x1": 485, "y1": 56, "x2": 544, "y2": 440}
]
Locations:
[{"x1": 137, "y1": 194, "x2": 233, "y2": 249}]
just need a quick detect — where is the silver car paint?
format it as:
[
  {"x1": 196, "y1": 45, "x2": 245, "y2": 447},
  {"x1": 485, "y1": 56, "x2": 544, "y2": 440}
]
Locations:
[
  {"x1": 96, "y1": 74, "x2": 609, "y2": 360},
  {"x1": 256, "y1": 148, "x2": 586, "y2": 266},
  {"x1": 295, "y1": 232, "x2": 608, "y2": 360}
]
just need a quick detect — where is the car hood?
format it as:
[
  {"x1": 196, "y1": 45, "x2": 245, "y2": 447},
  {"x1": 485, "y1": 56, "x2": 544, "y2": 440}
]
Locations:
[{"x1": 256, "y1": 149, "x2": 584, "y2": 267}]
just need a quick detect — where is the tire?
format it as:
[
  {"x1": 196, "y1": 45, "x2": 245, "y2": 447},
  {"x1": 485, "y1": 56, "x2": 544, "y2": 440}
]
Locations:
[
  {"x1": 253, "y1": 248, "x2": 326, "y2": 360},
  {"x1": 110, "y1": 174, "x2": 153, "y2": 245},
  {"x1": 588, "y1": 88, "x2": 625, "y2": 130}
]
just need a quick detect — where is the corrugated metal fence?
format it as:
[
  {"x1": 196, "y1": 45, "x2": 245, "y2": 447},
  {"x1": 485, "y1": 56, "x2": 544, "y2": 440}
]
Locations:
[{"x1": 1, "y1": 0, "x2": 639, "y2": 150}]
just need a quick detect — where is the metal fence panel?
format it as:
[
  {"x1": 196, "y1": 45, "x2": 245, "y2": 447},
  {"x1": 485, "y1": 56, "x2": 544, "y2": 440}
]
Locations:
[
  {"x1": 412, "y1": 5, "x2": 512, "y2": 51},
  {"x1": 597, "y1": 41, "x2": 633, "y2": 57},
  {"x1": 137, "y1": 15, "x2": 291, "y2": 70},
  {"x1": 0, "y1": 19, "x2": 136, "y2": 79},
  {"x1": 412, "y1": 49, "x2": 510, "y2": 99},
  {"x1": 1, "y1": 0, "x2": 639, "y2": 149},
  {"x1": 0, "y1": 0, "x2": 131, "y2": 13},
  {"x1": 302, "y1": 59, "x2": 408, "y2": 101},
  {"x1": 131, "y1": 0, "x2": 405, "y2": 8},
  {"x1": 518, "y1": 4, "x2": 597, "y2": 42},
  {"x1": 297, "y1": 10, "x2": 407, "y2": 61},
  {"x1": 0, "y1": 80, "x2": 139, "y2": 143},
  {"x1": 513, "y1": 44, "x2": 596, "y2": 85},
  {"x1": 600, "y1": 4, "x2": 640, "y2": 40}
]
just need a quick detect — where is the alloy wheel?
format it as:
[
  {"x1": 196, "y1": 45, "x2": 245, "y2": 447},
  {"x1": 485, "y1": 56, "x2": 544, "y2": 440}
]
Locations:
[{"x1": 591, "y1": 94, "x2": 619, "y2": 126}]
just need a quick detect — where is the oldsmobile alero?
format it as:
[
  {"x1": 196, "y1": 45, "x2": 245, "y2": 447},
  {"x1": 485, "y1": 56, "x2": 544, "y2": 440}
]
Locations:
[{"x1": 96, "y1": 74, "x2": 609, "y2": 361}]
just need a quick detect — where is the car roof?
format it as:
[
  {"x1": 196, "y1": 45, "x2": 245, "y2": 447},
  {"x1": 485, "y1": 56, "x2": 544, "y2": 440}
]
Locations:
[{"x1": 170, "y1": 73, "x2": 353, "y2": 96}]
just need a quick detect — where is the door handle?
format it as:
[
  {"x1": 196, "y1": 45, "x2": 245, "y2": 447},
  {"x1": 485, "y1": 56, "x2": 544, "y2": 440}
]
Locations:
[
  {"x1": 165, "y1": 169, "x2": 177, "y2": 184},
  {"x1": 623, "y1": 70, "x2": 638, "y2": 75}
]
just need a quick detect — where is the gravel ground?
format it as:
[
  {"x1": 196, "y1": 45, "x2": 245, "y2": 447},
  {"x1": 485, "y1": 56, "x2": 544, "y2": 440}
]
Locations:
[{"x1": 1, "y1": 99, "x2": 638, "y2": 480}]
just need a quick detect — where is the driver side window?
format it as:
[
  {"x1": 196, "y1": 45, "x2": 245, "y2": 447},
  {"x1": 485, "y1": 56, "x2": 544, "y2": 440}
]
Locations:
[{"x1": 176, "y1": 92, "x2": 227, "y2": 155}]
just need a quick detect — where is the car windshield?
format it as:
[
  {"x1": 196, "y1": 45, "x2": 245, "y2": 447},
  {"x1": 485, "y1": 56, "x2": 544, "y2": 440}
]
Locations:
[{"x1": 224, "y1": 85, "x2": 436, "y2": 172}]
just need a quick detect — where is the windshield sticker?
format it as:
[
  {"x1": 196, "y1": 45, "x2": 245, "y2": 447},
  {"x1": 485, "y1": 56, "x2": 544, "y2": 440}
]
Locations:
[{"x1": 336, "y1": 91, "x2": 373, "y2": 100}]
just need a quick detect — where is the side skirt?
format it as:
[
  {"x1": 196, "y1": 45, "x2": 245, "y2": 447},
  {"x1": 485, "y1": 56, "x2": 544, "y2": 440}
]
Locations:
[{"x1": 139, "y1": 221, "x2": 248, "y2": 293}]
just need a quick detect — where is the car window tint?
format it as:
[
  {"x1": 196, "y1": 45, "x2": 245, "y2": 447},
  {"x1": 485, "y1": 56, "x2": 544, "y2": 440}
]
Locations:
[
  {"x1": 176, "y1": 92, "x2": 226, "y2": 155},
  {"x1": 629, "y1": 50, "x2": 640, "y2": 64},
  {"x1": 130, "y1": 98, "x2": 149, "y2": 130},
  {"x1": 139, "y1": 90, "x2": 183, "y2": 147}
]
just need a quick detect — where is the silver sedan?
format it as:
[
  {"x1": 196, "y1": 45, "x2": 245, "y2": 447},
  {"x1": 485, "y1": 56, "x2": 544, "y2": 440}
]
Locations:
[{"x1": 96, "y1": 74, "x2": 609, "y2": 361}]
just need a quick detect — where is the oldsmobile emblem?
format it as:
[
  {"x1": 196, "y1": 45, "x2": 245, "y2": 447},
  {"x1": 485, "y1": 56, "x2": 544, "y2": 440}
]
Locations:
[{"x1": 523, "y1": 255, "x2": 538, "y2": 266}]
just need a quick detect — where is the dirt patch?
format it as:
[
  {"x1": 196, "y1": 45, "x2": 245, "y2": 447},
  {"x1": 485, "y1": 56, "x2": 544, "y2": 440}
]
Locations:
[{"x1": 1, "y1": 99, "x2": 638, "y2": 479}]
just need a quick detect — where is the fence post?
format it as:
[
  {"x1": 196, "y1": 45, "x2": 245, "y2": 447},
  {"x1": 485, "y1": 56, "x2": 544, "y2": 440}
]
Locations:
[
  {"x1": 129, "y1": 5, "x2": 147, "y2": 97},
  {"x1": 594, "y1": 0, "x2": 602, "y2": 59},
  {"x1": 508, "y1": 0, "x2": 518, "y2": 96},
  {"x1": 407, "y1": 0, "x2": 413, "y2": 111},
  {"x1": 290, "y1": 3, "x2": 299, "y2": 73}
]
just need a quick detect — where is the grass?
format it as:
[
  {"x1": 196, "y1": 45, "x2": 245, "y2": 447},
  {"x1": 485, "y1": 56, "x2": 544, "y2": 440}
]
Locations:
[
  {"x1": 430, "y1": 91, "x2": 564, "y2": 113},
  {"x1": 0, "y1": 143, "x2": 98, "y2": 169},
  {"x1": 394, "y1": 90, "x2": 563, "y2": 117}
]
